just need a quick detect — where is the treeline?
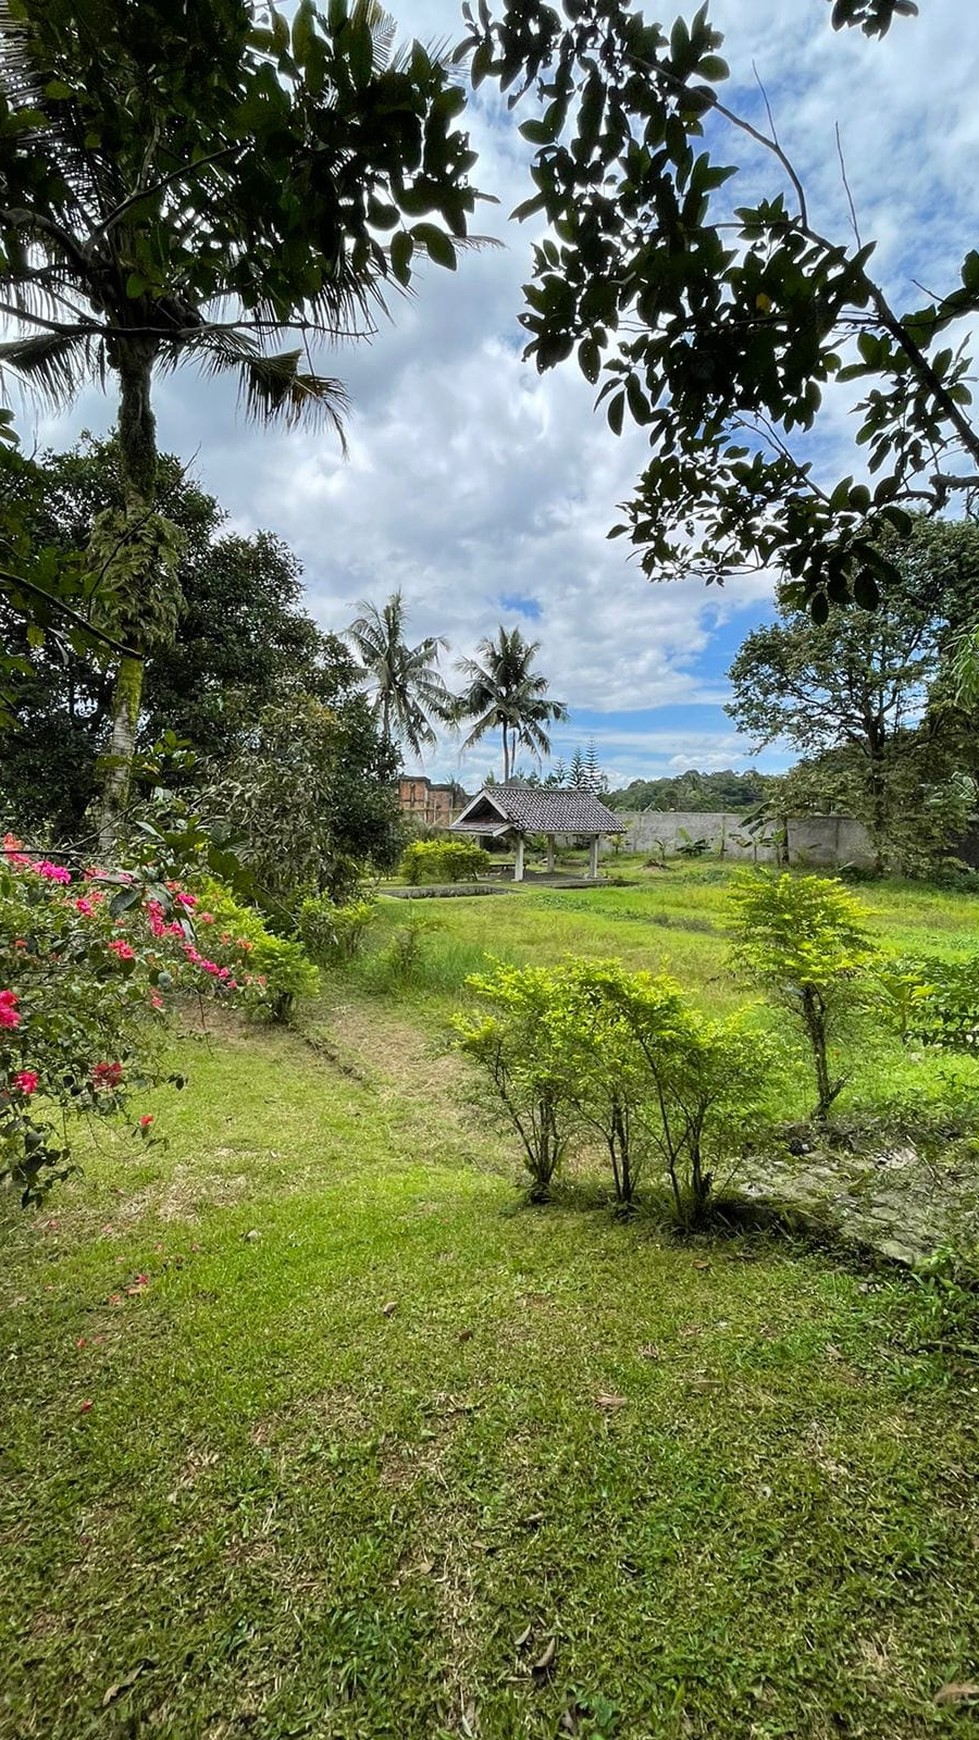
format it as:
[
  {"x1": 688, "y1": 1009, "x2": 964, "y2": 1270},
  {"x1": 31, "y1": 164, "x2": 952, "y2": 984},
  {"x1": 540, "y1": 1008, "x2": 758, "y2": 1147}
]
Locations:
[{"x1": 604, "y1": 769, "x2": 770, "y2": 813}]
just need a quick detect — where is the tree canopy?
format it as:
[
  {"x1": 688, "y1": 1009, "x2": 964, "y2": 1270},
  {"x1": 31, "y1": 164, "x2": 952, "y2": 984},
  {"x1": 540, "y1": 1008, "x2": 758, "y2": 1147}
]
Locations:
[
  {"x1": 0, "y1": 0, "x2": 482, "y2": 837},
  {"x1": 455, "y1": 624, "x2": 568, "y2": 782},
  {"x1": 461, "y1": 0, "x2": 976, "y2": 617},
  {"x1": 0, "y1": 436, "x2": 364, "y2": 838},
  {"x1": 727, "y1": 519, "x2": 979, "y2": 870}
]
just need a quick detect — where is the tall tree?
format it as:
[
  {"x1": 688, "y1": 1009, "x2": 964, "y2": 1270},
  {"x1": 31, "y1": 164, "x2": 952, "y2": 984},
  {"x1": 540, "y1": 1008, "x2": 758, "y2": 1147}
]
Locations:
[
  {"x1": 0, "y1": 435, "x2": 358, "y2": 836},
  {"x1": 463, "y1": 0, "x2": 977, "y2": 617},
  {"x1": 0, "y1": 0, "x2": 480, "y2": 843},
  {"x1": 727, "y1": 520, "x2": 979, "y2": 870},
  {"x1": 456, "y1": 625, "x2": 567, "y2": 782},
  {"x1": 345, "y1": 589, "x2": 455, "y2": 760}
]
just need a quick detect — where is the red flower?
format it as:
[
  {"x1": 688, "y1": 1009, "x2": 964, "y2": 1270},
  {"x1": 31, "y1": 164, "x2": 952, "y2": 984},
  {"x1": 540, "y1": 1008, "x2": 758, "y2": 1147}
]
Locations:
[
  {"x1": 139, "y1": 1114, "x2": 155, "y2": 1128},
  {"x1": 92, "y1": 1061, "x2": 123, "y2": 1090},
  {"x1": 0, "y1": 990, "x2": 20, "y2": 1030},
  {"x1": 108, "y1": 939, "x2": 136, "y2": 961},
  {"x1": 12, "y1": 1069, "x2": 38, "y2": 1094},
  {"x1": 35, "y1": 860, "x2": 71, "y2": 884}
]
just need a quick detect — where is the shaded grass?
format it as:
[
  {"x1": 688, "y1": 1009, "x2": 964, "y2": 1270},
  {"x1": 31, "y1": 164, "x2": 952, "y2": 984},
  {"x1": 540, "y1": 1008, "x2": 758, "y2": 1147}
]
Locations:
[{"x1": 3, "y1": 1020, "x2": 979, "y2": 1738}]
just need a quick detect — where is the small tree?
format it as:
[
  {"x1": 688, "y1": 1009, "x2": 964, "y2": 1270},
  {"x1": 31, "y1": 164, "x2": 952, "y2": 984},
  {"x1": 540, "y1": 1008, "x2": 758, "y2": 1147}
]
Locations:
[
  {"x1": 546, "y1": 959, "x2": 652, "y2": 1209},
  {"x1": 728, "y1": 871, "x2": 875, "y2": 1120},
  {"x1": 455, "y1": 962, "x2": 576, "y2": 1201}
]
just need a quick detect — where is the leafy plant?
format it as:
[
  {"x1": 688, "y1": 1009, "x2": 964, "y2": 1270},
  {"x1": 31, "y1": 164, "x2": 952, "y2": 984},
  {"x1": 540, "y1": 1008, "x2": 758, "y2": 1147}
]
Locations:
[
  {"x1": 400, "y1": 838, "x2": 491, "y2": 885},
  {"x1": 0, "y1": 835, "x2": 270, "y2": 1201},
  {"x1": 455, "y1": 962, "x2": 577, "y2": 1200},
  {"x1": 728, "y1": 871, "x2": 876, "y2": 1119},
  {"x1": 297, "y1": 894, "x2": 377, "y2": 965}
]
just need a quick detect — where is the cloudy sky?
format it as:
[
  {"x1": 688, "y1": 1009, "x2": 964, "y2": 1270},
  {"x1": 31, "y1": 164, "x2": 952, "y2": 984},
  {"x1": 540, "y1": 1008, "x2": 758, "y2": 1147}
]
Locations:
[{"x1": 28, "y1": 0, "x2": 979, "y2": 789}]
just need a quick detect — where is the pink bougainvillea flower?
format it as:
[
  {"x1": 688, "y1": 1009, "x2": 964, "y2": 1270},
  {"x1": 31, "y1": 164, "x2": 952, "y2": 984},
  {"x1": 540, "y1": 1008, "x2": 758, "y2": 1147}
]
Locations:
[
  {"x1": 175, "y1": 891, "x2": 197, "y2": 910},
  {"x1": 0, "y1": 990, "x2": 20, "y2": 1030},
  {"x1": 92, "y1": 1061, "x2": 123, "y2": 1090},
  {"x1": 139, "y1": 1114, "x2": 155, "y2": 1128},
  {"x1": 12, "y1": 1069, "x2": 39, "y2": 1094},
  {"x1": 74, "y1": 897, "x2": 96, "y2": 917},
  {"x1": 35, "y1": 860, "x2": 71, "y2": 884},
  {"x1": 108, "y1": 939, "x2": 136, "y2": 962},
  {"x1": 198, "y1": 911, "x2": 214, "y2": 924}
]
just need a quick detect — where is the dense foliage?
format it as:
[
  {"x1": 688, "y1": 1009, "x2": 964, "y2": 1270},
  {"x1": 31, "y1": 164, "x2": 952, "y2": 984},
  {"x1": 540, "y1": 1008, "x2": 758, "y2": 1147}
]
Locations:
[
  {"x1": 605, "y1": 768, "x2": 769, "y2": 813},
  {"x1": 400, "y1": 839, "x2": 491, "y2": 884},
  {"x1": 728, "y1": 520, "x2": 979, "y2": 872},
  {"x1": 462, "y1": 0, "x2": 973, "y2": 617},
  {"x1": 0, "y1": 832, "x2": 301, "y2": 1203}
]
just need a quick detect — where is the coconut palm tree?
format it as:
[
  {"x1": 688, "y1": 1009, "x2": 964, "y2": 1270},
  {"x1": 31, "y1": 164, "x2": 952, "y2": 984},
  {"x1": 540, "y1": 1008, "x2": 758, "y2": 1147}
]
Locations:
[
  {"x1": 0, "y1": 0, "x2": 478, "y2": 844},
  {"x1": 346, "y1": 590, "x2": 455, "y2": 761},
  {"x1": 456, "y1": 626, "x2": 568, "y2": 783}
]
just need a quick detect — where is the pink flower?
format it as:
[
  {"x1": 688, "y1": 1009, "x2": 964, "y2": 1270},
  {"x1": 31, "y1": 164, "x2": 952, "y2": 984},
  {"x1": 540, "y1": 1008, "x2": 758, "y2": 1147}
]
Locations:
[
  {"x1": 12, "y1": 1069, "x2": 38, "y2": 1094},
  {"x1": 150, "y1": 993, "x2": 164, "y2": 1010},
  {"x1": 236, "y1": 938, "x2": 253, "y2": 952},
  {"x1": 74, "y1": 897, "x2": 96, "y2": 917},
  {"x1": 35, "y1": 860, "x2": 71, "y2": 884},
  {"x1": 0, "y1": 990, "x2": 20, "y2": 1030},
  {"x1": 108, "y1": 939, "x2": 135, "y2": 962},
  {"x1": 175, "y1": 892, "x2": 197, "y2": 910},
  {"x1": 92, "y1": 1061, "x2": 123, "y2": 1091},
  {"x1": 13, "y1": 939, "x2": 25, "y2": 950},
  {"x1": 3, "y1": 832, "x2": 32, "y2": 869},
  {"x1": 198, "y1": 911, "x2": 214, "y2": 925}
]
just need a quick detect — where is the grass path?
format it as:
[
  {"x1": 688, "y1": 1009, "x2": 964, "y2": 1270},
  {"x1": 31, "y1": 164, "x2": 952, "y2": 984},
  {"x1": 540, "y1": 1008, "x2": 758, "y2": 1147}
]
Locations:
[{"x1": 2, "y1": 1005, "x2": 979, "y2": 1739}]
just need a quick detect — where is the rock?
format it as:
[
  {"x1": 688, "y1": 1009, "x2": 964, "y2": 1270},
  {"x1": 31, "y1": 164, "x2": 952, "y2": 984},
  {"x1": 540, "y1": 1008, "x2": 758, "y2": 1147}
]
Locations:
[{"x1": 243, "y1": 1229, "x2": 261, "y2": 1243}]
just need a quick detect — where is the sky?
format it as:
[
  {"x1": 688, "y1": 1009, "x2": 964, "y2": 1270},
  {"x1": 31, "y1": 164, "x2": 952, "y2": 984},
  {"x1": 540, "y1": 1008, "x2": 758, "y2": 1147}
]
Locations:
[{"x1": 25, "y1": 0, "x2": 979, "y2": 791}]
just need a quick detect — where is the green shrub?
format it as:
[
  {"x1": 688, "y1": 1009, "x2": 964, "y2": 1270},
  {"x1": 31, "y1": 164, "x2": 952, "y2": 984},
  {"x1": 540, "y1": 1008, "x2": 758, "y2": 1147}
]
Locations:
[
  {"x1": 455, "y1": 962, "x2": 576, "y2": 1201},
  {"x1": 401, "y1": 838, "x2": 491, "y2": 885},
  {"x1": 728, "y1": 871, "x2": 875, "y2": 1120},
  {"x1": 297, "y1": 893, "x2": 376, "y2": 965},
  {"x1": 882, "y1": 952, "x2": 979, "y2": 1053},
  {"x1": 457, "y1": 956, "x2": 776, "y2": 1221},
  {"x1": 194, "y1": 878, "x2": 319, "y2": 1021}
]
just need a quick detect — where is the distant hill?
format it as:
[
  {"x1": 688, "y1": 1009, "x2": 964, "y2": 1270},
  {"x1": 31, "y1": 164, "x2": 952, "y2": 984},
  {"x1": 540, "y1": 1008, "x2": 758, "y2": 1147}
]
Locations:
[{"x1": 605, "y1": 769, "x2": 770, "y2": 813}]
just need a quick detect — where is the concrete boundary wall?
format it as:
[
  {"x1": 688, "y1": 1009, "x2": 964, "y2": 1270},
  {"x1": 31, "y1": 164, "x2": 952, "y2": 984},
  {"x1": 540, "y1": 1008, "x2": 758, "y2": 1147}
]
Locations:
[{"x1": 613, "y1": 810, "x2": 875, "y2": 869}]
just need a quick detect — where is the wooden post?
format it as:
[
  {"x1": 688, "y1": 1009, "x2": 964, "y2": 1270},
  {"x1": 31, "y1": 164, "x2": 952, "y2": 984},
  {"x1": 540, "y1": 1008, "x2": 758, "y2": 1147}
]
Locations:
[
  {"x1": 588, "y1": 836, "x2": 599, "y2": 879},
  {"x1": 514, "y1": 833, "x2": 525, "y2": 882},
  {"x1": 546, "y1": 835, "x2": 555, "y2": 872}
]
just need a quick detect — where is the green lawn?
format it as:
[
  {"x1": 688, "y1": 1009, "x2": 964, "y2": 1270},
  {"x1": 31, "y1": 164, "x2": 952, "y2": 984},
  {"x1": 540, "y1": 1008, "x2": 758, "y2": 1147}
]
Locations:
[{"x1": 3, "y1": 979, "x2": 979, "y2": 1738}]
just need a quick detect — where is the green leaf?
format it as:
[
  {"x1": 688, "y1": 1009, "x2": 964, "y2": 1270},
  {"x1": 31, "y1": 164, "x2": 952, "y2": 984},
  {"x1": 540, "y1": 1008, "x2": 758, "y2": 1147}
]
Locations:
[
  {"x1": 852, "y1": 568, "x2": 879, "y2": 610},
  {"x1": 607, "y1": 391, "x2": 625, "y2": 437},
  {"x1": 389, "y1": 229, "x2": 413, "y2": 286},
  {"x1": 412, "y1": 223, "x2": 456, "y2": 270},
  {"x1": 347, "y1": 18, "x2": 374, "y2": 89},
  {"x1": 810, "y1": 591, "x2": 830, "y2": 626}
]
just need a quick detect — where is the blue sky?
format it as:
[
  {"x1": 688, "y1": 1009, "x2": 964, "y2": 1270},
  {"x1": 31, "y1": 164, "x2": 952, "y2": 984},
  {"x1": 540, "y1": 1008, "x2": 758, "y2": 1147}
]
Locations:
[{"x1": 27, "y1": 0, "x2": 979, "y2": 790}]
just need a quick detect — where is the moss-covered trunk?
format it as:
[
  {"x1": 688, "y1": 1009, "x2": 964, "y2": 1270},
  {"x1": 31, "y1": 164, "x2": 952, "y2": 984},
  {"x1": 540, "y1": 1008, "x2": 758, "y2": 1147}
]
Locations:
[{"x1": 97, "y1": 342, "x2": 158, "y2": 853}]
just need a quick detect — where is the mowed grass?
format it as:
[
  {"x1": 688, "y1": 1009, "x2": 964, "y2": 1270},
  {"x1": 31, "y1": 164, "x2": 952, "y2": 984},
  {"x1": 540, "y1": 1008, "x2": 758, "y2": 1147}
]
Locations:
[{"x1": 3, "y1": 1011, "x2": 979, "y2": 1738}]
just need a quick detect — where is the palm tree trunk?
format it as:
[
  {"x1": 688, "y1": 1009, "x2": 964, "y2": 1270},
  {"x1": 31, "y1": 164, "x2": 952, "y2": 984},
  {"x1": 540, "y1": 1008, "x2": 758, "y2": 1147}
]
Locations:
[
  {"x1": 98, "y1": 343, "x2": 158, "y2": 853},
  {"x1": 502, "y1": 722, "x2": 510, "y2": 783}
]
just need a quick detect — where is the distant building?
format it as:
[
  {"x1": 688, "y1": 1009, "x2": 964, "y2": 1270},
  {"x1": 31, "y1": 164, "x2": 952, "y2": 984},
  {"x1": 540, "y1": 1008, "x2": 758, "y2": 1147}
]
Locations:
[{"x1": 397, "y1": 775, "x2": 467, "y2": 828}]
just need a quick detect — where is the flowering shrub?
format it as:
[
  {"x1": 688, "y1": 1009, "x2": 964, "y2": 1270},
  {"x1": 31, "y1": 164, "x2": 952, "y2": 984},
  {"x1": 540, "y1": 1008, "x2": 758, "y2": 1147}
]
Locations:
[{"x1": 0, "y1": 833, "x2": 303, "y2": 1203}]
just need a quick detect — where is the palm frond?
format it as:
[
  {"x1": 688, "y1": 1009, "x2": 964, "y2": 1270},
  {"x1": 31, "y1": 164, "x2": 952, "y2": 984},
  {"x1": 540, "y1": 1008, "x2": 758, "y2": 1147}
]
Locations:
[
  {"x1": 0, "y1": 327, "x2": 101, "y2": 409},
  {"x1": 175, "y1": 326, "x2": 351, "y2": 446}
]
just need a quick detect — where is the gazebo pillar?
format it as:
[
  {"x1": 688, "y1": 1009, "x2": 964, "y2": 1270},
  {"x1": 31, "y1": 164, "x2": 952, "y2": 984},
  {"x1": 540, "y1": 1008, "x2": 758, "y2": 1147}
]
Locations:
[
  {"x1": 588, "y1": 836, "x2": 600, "y2": 879},
  {"x1": 546, "y1": 835, "x2": 555, "y2": 872},
  {"x1": 513, "y1": 833, "x2": 525, "y2": 882}
]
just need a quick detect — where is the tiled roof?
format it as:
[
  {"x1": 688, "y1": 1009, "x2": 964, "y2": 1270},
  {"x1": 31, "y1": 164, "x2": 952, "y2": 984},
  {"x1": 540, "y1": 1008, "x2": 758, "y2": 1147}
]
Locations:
[{"x1": 451, "y1": 786, "x2": 626, "y2": 834}]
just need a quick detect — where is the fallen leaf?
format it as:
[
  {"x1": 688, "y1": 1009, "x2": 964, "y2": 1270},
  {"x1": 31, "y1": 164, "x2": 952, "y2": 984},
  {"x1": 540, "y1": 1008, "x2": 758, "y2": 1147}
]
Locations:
[
  {"x1": 417, "y1": 1558, "x2": 435, "y2": 1576},
  {"x1": 694, "y1": 1261, "x2": 711, "y2": 1271},
  {"x1": 531, "y1": 1637, "x2": 557, "y2": 1680},
  {"x1": 457, "y1": 1328, "x2": 474, "y2": 1343},
  {"x1": 244, "y1": 1228, "x2": 261, "y2": 1243},
  {"x1": 825, "y1": 1343, "x2": 842, "y2": 1360},
  {"x1": 101, "y1": 1658, "x2": 155, "y2": 1707},
  {"x1": 382, "y1": 1301, "x2": 398, "y2": 1317},
  {"x1": 595, "y1": 1392, "x2": 627, "y2": 1410},
  {"x1": 639, "y1": 1343, "x2": 661, "y2": 1360},
  {"x1": 936, "y1": 1683, "x2": 979, "y2": 1706},
  {"x1": 514, "y1": 1624, "x2": 533, "y2": 1650},
  {"x1": 519, "y1": 1512, "x2": 544, "y2": 1530}
]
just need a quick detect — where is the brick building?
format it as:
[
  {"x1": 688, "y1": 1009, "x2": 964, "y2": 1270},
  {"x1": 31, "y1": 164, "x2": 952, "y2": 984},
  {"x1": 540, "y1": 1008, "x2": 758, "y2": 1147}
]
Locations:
[{"x1": 397, "y1": 776, "x2": 466, "y2": 828}]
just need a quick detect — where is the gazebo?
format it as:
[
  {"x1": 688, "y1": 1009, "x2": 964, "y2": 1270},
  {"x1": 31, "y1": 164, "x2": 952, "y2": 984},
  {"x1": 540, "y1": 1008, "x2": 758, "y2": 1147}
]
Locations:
[{"x1": 449, "y1": 785, "x2": 627, "y2": 881}]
